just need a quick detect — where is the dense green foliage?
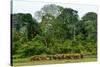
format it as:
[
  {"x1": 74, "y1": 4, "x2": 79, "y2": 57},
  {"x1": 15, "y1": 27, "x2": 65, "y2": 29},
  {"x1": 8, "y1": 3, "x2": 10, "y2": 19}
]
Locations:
[{"x1": 12, "y1": 4, "x2": 97, "y2": 58}]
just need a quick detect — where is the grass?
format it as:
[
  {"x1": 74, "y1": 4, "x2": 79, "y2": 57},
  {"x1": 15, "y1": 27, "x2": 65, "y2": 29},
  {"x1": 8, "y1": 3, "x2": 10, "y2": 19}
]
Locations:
[{"x1": 12, "y1": 57, "x2": 97, "y2": 66}]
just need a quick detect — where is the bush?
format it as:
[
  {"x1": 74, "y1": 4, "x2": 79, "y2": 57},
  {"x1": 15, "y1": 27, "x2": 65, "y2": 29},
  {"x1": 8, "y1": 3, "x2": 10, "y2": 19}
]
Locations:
[{"x1": 16, "y1": 37, "x2": 48, "y2": 57}]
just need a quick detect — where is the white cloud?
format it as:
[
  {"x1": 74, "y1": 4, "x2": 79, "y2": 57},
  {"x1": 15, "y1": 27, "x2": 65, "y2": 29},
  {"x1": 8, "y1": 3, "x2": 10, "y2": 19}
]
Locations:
[{"x1": 12, "y1": 0, "x2": 98, "y2": 18}]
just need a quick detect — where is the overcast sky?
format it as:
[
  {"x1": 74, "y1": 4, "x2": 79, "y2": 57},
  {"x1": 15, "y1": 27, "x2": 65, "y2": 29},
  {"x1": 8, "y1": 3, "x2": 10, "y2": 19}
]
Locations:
[{"x1": 12, "y1": 0, "x2": 98, "y2": 18}]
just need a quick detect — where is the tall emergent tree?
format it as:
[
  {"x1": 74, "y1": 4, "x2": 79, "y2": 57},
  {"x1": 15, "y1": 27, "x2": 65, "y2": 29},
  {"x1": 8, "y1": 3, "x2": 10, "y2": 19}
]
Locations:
[{"x1": 56, "y1": 8, "x2": 79, "y2": 41}]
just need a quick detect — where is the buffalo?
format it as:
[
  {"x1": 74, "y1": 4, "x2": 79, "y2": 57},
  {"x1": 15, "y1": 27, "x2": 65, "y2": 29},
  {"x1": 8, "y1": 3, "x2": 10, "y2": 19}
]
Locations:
[{"x1": 30, "y1": 54, "x2": 84, "y2": 61}]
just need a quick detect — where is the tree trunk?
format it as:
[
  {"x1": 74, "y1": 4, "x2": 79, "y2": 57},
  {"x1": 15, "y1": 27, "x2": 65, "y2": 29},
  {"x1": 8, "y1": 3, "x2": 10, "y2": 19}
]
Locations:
[{"x1": 73, "y1": 25, "x2": 76, "y2": 41}]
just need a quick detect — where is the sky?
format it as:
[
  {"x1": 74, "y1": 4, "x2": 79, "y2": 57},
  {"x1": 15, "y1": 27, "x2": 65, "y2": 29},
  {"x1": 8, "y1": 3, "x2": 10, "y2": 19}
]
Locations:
[{"x1": 12, "y1": 0, "x2": 98, "y2": 19}]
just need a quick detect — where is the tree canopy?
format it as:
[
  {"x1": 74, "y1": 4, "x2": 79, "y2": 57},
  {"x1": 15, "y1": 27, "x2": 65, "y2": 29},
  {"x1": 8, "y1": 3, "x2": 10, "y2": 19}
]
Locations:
[{"x1": 12, "y1": 4, "x2": 97, "y2": 58}]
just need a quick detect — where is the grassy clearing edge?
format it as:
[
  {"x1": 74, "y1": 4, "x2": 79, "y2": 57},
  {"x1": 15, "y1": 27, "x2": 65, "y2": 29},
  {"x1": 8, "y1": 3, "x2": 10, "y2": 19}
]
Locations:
[{"x1": 13, "y1": 57, "x2": 97, "y2": 66}]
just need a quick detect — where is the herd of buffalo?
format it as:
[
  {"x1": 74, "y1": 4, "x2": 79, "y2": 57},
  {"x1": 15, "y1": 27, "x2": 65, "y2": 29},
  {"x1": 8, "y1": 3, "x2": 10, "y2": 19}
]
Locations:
[{"x1": 30, "y1": 54, "x2": 84, "y2": 61}]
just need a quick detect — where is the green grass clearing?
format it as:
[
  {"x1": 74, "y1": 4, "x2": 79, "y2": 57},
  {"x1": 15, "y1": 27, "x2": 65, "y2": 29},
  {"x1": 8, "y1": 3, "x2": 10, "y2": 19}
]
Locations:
[{"x1": 13, "y1": 57, "x2": 97, "y2": 66}]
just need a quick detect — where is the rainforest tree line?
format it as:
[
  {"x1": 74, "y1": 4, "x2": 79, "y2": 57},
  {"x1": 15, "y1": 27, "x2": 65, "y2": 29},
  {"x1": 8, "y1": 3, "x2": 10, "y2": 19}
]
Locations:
[{"x1": 12, "y1": 4, "x2": 97, "y2": 58}]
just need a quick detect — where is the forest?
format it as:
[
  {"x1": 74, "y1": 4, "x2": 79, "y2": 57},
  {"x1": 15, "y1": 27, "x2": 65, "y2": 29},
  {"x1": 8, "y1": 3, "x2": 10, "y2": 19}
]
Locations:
[{"x1": 12, "y1": 4, "x2": 97, "y2": 64}]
